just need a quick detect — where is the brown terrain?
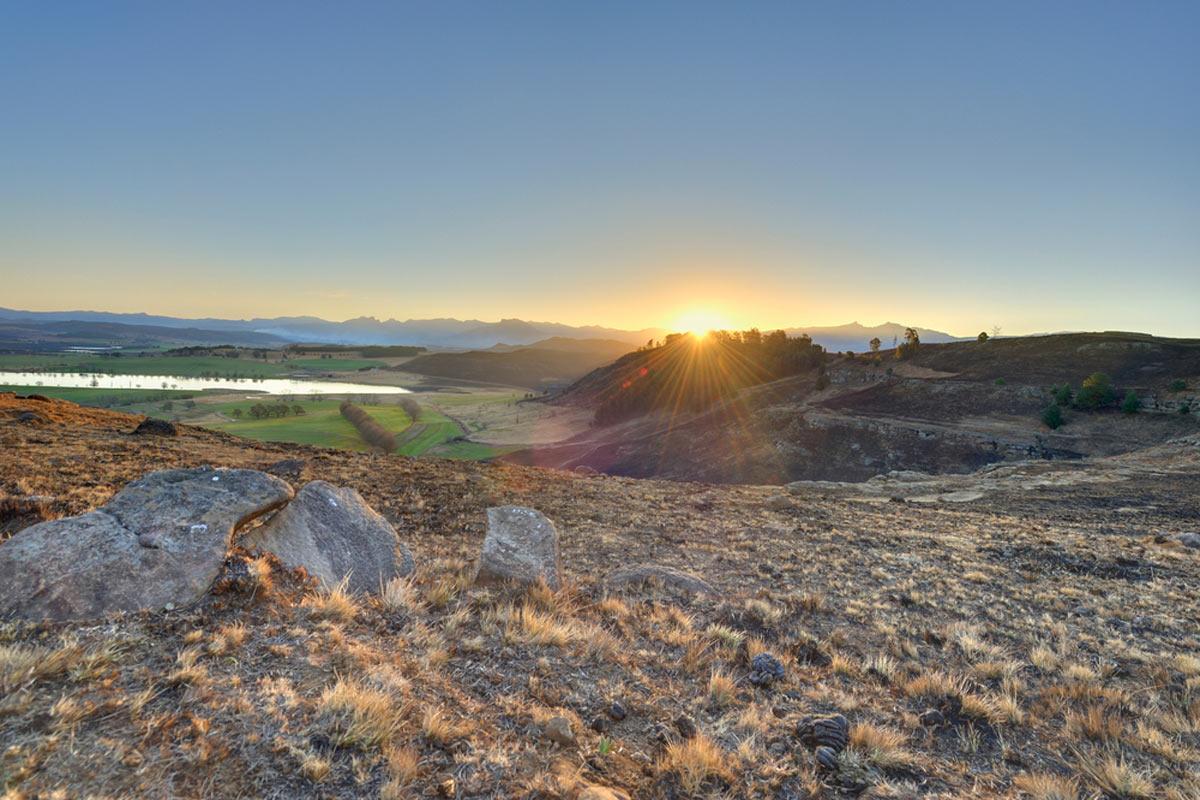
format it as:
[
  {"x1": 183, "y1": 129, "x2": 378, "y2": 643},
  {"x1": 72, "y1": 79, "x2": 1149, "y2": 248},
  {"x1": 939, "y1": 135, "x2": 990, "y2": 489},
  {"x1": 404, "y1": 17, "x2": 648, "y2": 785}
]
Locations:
[
  {"x1": 2, "y1": 391, "x2": 1199, "y2": 799},
  {"x1": 505, "y1": 332, "x2": 1200, "y2": 484}
]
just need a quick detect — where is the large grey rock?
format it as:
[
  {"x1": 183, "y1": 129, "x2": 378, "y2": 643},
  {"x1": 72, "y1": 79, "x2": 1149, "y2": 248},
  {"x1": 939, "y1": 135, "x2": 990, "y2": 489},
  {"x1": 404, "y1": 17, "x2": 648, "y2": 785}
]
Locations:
[
  {"x1": 474, "y1": 506, "x2": 563, "y2": 590},
  {"x1": 0, "y1": 468, "x2": 293, "y2": 621},
  {"x1": 242, "y1": 481, "x2": 413, "y2": 594},
  {"x1": 604, "y1": 564, "x2": 719, "y2": 596}
]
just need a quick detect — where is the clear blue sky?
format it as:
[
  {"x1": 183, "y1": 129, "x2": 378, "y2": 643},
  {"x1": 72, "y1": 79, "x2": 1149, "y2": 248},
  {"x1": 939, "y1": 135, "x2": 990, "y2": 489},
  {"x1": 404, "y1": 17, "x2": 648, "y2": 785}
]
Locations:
[{"x1": 2, "y1": 1, "x2": 1197, "y2": 336}]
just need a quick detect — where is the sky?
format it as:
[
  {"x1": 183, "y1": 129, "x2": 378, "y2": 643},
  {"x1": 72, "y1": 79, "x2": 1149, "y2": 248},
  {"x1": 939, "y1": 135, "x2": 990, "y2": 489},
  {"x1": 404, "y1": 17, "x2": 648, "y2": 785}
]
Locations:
[{"x1": 1, "y1": 1, "x2": 1197, "y2": 337}]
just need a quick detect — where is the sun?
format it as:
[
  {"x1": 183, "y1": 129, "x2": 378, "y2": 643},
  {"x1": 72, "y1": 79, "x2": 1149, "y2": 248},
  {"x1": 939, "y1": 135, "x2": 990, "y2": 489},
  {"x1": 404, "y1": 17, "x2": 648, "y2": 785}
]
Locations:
[{"x1": 671, "y1": 310, "x2": 731, "y2": 337}]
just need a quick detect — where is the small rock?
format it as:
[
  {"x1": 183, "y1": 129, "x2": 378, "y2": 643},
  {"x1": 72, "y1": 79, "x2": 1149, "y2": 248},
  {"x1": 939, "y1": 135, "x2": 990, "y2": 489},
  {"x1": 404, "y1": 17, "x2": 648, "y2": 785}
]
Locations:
[
  {"x1": 265, "y1": 458, "x2": 307, "y2": 478},
  {"x1": 542, "y1": 716, "x2": 575, "y2": 747},
  {"x1": 1071, "y1": 605, "x2": 1094, "y2": 617},
  {"x1": 797, "y1": 715, "x2": 850, "y2": 752},
  {"x1": 132, "y1": 417, "x2": 178, "y2": 436},
  {"x1": 673, "y1": 714, "x2": 697, "y2": 739},
  {"x1": 608, "y1": 701, "x2": 627, "y2": 721},
  {"x1": 15, "y1": 411, "x2": 46, "y2": 424},
  {"x1": 1179, "y1": 533, "x2": 1200, "y2": 549},
  {"x1": 589, "y1": 716, "x2": 610, "y2": 733},
  {"x1": 604, "y1": 564, "x2": 719, "y2": 597},
  {"x1": 748, "y1": 652, "x2": 785, "y2": 687},
  {"x1": 766, "y1": 495, "x2": 793, "y2": 511},
  {"x1": 474, "y1": 506, "x2": 563, "y2": 591},
  {"x1": 573, "y1": 465, "x2": 600, "y2": 476},
  {"x1": 919, "y1": 709, "x2": 945, "y2": 726}
]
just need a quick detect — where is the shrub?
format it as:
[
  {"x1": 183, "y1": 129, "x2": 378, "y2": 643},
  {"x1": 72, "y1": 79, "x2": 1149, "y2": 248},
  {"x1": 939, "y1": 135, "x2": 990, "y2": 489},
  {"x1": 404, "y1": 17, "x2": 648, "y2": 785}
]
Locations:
[
  {"x1": 1051, "y1": 383, "x2": 1073, "y2": 406},
  {"x1": 1120, "y1": 390, "x2": 1141, "y2": 414},
  {"x1": 994, "y1": 378, "x2": 1006, "y2": 387},
  {"x1": 977, "y1": 331, "x2": 989, "y2": 342},
  {"x1": 1042, "y1": 404, "x2": 1064, "y2": 429},
  {"x1": 1075, "y1": 373, "x2": 1114, "y2": 410},
  {"x1": 1168, "y1": 378, "x2": 1187, "y2": 392}
]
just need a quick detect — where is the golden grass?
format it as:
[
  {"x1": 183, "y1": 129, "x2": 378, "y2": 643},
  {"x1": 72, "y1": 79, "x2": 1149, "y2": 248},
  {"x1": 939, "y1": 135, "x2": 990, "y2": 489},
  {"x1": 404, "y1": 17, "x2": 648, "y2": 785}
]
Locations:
[
  {"x1": 656, "y1": 733, "x2": 731, "y2": 796},
  {"x1": 1012, "y1": 772, "x2": 1080, "y2": 800},
  {"x1": 305, "y1": 575, "x2": 359, "y2": 622},
  {"x1": 848, "y1": 723, "x2": 915, "y2": 769},
  {"x1": 318, "y1": 678, "x2": 402, "y2": 750},
  {"x1": 1073, "y1": 750, "x2": 1154, "y2": 799},
  {"x1": 0, "y1": 640, "x2": 84, "y2": 694},
  {"x1": 704, "y1": 623, "x2": 745, "y2": 650}
]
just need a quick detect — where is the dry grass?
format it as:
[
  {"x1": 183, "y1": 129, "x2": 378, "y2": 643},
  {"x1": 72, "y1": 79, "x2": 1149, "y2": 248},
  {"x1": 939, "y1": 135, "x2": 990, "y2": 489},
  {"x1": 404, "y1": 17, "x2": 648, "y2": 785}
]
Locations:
[
  {"x1": 848, "y1": 723, "x2": 915, "y2": 769},
  {"x1": 318, "y1": 678, "x2": 403, "y2": 750},
  {"x1": 1012, "y1": 772, "x2": 1080, "y2": 800},
  {"x1": 656, "y1": 733, "x2": 732, "y2": 795},
  {"x1": 1073, "y1": 750, "x2": 1154, "y2": 799}
]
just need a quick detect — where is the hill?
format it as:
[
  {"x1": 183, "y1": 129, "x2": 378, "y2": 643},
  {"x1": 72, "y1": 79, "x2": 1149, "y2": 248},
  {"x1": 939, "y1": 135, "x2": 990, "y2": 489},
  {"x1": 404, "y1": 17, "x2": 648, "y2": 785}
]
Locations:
[
  {"x1": 503, "y1": 332, "x2": 1200, "y2": 483},
  {"x1": 1, "y1": 393, "x2": 1198, "y2": 798},
  {"x1": 395, "y1": 340, "x2": 634, "y2": 390}
]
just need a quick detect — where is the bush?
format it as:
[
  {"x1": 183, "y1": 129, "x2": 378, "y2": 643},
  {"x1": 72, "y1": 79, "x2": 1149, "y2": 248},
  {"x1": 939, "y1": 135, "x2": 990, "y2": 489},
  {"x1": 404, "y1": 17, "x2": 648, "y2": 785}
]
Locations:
[
  {"x1": 1075, "y1": 373, "x2": 1114, "y2": 410},
  {"x1": 1042, "y1": 404, "x2": 1064, "y2": 429},
  {"x1": 1051, "y1": 383, "x2": 1073, "y2": 406},
  {"x1": 1120, "y1": 390, "x2": 1141, "y2": 415},
  {"x1": 977, "y1": 332, "x2": 988, "y2": 342},
  {"x1": 993, "y1": 378, "x2": 1006, "y2": 387},
  {"x1": 1180, "y1": 403, "x2": 1191, "y2": 415},
  {"x1": 1169, "y1": 378, "x2": 1187, "y2": 392}
]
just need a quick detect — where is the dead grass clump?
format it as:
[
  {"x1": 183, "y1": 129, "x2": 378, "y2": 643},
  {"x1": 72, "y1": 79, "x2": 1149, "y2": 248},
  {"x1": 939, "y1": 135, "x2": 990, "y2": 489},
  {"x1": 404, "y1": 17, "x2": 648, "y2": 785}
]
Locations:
[
  {"x1": 1073, "y1": 750, "x2": 1153, "y2": 799},
  {"x1": 247, "y1": 555, "x2": 274, "y2": 593},
  {"x1": 318, "y1": 678, "x2": 402, "y2": 750},
  {"x1": 300, "y1": 751, "x2": 332, "y2": 782},
  {"x1": 704, "y1": 623, "x2": 745, "y2": 650},
  {"x1": 708, "y1": 668, "x2": 736, "y2": 709},
  {"x1": 305, "y1": 576, "x2": 359, "y2": 622},
  {"x1": 166, "y1": 646, "x2": 208, "y2": 687},
  {"x1": 1011, "y1": 772, "x2": 1080, "y2": 800},
  {"x1": 379, "y1": 576, "x2": 420, "y2": 613},
  {"x1": 421, "y1": 706, "x2": 471, "y2": 745},
  {"x1": 848, "y1": 724, "x2": 915, "y2": 769},
  {"x1": 0, "y1": 640, "x2": 84, "y2": 693},
  {"x1": 743, "y1": 598, "x2": 782, "y2": 628},
  {"x1": 656, "y1": 733, "x2": 732, "y2": 796},
  {"x1": 1065, "y1": 705, "x2": 1122, "y2": 743},
  {"x1": 511, "y1": 605, "x2": 575, "y2": 648}
]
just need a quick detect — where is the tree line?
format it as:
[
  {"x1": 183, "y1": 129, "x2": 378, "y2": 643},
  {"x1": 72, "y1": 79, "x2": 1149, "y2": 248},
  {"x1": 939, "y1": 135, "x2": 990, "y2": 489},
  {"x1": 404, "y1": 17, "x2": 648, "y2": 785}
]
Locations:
[{"x1": 340, "y1": 401, "x2": 397, "y2": 452}]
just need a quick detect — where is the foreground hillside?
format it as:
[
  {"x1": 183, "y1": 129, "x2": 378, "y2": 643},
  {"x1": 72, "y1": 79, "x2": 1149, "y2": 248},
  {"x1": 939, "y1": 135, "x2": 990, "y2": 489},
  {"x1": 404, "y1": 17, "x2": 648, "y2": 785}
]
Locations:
[{"x1": 2, "y1": 393, "x2": 1199, "y2": 799}]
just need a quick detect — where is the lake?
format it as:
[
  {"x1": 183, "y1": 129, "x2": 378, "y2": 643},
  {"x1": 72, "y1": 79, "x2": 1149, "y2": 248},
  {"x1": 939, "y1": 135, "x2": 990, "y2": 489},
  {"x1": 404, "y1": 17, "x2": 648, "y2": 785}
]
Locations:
[{"x1": 0, "y1": 371, "x2": 411, "y2": 395}]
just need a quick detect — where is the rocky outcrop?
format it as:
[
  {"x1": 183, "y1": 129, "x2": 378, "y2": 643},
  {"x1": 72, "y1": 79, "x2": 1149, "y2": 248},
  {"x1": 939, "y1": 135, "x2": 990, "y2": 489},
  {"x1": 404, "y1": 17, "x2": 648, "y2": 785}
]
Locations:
[
  {"x1": 242, "y1": 481, "x2": 413, "y2": 594},
  {"x1": 0, "y1": 467, "x2": 292, "y2": 621},
  {"x1": 474, "y1": 506, "x2": 563, "y2": 590},
  {"x1": 604, "y1": 564, "x2": 719, "y2": 596},
  {"x1": 132, "y1": 418, "x2": 178, "y2": 436}
]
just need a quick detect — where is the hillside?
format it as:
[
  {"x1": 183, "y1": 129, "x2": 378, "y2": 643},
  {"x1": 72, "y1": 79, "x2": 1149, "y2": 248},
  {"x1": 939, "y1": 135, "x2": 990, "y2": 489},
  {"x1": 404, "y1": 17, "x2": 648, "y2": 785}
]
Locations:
[
  {"x1": 1, "y1": 393, "x2": 1198, "y2": 798},
  {"x1": 396, "y1": 341, "x2": 634, "y2": 390},
  {"x1": 504, "y1": 332, "x2": 1200, "y2": 483}
]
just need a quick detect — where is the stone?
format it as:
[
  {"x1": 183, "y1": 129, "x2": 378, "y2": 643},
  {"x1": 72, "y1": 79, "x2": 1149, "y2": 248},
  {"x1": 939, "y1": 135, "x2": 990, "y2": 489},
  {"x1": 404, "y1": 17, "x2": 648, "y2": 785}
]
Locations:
[
  {"x1": 242, "y1": 481, "x2": 414, "y2": 594},
  {"x1": 815, "y1": 745, "x2": 838, "y2": 770},
  {"x1": 266, "y1": 458, "x2": 308, "y2": 478},
  {"x1": 473, "y1": 506, "x2": 563, "y2": 591},
  {"x1": 748, "y1": 652, "x2": 785, "y2": 686},
  {"x1": 1179, "y1": 533, "x2": 1200, "y2": 549},
  {"x1": 765, "y1": 494, "x2": 793, "y2": 510},
  {"x1": 132, "y1": 417, "x2": 178, "y2": 436},
  {"x1": 919, "y1": 709, "x2": 945, "y2": 726},
  {"x1": 542, "y1": 715, "x2": 575, "y2": 746},
  {"x1": 673, "y1": 713, "x2": 697, "y2": 739},
  {"x1": 608, "y1": 701, "x2": 627, "y2": 720},
  {"x1": 604, "y1": 564, "x2": 718, "y2": 597},
  {"x1": 0, "y1": 468, "x2": 293, "y2": 621},
  {"x1": 589, "y1": 716, "x2": 609, "y2": 733},
  {"x1": 573, "y1": 465, "x2": 599, "y2": 476},
  {"x1": 15, "y1": 411, "x2": 47, "y2": 424}
]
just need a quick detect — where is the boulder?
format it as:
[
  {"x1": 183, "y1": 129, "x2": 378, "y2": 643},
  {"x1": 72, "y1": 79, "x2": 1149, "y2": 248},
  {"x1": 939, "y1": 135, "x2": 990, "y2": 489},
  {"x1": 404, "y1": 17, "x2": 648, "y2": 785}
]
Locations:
[
  {"x1": 265, "y1": 458, "x2": 308, "y2": 478},
  {"x1": 0, "y1": 468, "x2": 293, "y2": 621},
  {"x1": 133, "y1": 418, "x2": 178, "y2": 436},
  {"x1": 1179, "y1": 533, "x2": 1200, "y2": 549},
  {"x1": 474, "y1": 506, "x2": 563, "y2": 590},
  {"x1": 604, "y1": 564, "x2": 719, "y2": 597},
  {"x1": 242, "y1": 481, "x2": 413, "y2": 594}
]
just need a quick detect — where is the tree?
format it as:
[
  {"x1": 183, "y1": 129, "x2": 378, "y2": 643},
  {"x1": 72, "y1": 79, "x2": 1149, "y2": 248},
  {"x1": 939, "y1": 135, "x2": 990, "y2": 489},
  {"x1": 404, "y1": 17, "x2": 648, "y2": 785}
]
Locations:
[
  {"x1": 1075, "y1": 372, "x2": 1115, "y2": 410},
  {"x1": 292, "y1": 405, "x2": 305, "y2": 416},
  {"x1": 895, "y1": 328, "x2": 920, "y2": 360},
  {"x1": 869, "y1": 337, "x2": 881, "y2": 353},
  {"x1": 977, "y1": 331, "x2": 989, "y2": 342},
  {"x1": 1169, "y1": 378, "x2": 1187, "y2": 392},
  {"x1": 1120, "y1": 390, "x2": 1141, "y2": 414},
  {"x1": 1051, "y1": 384, "x2": 1073, "y2": 406},
  {"x1": 1042, "y1": 404, "x2": 1064, "y2": 429},
  {"x1": 232, "y1": 408, "x2": 243, "y2": 418}
]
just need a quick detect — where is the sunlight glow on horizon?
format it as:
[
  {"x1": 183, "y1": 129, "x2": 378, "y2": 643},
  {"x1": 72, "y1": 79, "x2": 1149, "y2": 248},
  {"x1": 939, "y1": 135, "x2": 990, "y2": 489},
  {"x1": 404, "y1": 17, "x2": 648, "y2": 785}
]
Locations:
[{"x1": 669, "y1": 310, "x2": 733, "y2": 337}]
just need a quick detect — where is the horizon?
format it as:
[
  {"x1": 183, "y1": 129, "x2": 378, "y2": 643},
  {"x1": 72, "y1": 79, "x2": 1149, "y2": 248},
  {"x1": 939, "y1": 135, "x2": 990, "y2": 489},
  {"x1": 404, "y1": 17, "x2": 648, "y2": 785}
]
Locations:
[{"x1": 2, "y1": 2, "x2": 1198, "y2": 338}]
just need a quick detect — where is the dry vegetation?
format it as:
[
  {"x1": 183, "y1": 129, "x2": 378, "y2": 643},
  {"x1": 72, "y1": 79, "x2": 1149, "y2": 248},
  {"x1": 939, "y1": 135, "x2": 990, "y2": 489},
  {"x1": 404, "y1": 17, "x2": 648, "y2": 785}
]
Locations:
[{"x1": 1, "y1": 393, "x2": 1199, "y2": 798}]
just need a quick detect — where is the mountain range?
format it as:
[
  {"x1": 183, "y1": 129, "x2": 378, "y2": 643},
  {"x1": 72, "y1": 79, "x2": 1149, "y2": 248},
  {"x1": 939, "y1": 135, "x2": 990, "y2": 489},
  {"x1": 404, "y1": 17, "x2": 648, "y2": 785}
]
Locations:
[{"x1": 0, "y1": 307, "x2": 962, "y2": 352}]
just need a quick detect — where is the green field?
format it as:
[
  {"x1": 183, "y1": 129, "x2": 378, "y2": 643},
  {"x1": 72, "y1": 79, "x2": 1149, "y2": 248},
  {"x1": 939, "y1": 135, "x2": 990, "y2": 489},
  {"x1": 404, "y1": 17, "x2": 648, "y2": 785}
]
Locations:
[
  {"x1": 287, "y1": 358, "x2": 387, "y2": 371},
  {"x1": 2, "y1": 383, "x2": 513, "y2": 460},
  {"x1": 0, "y1": 353, "x2": 294, "y2": 379}
]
